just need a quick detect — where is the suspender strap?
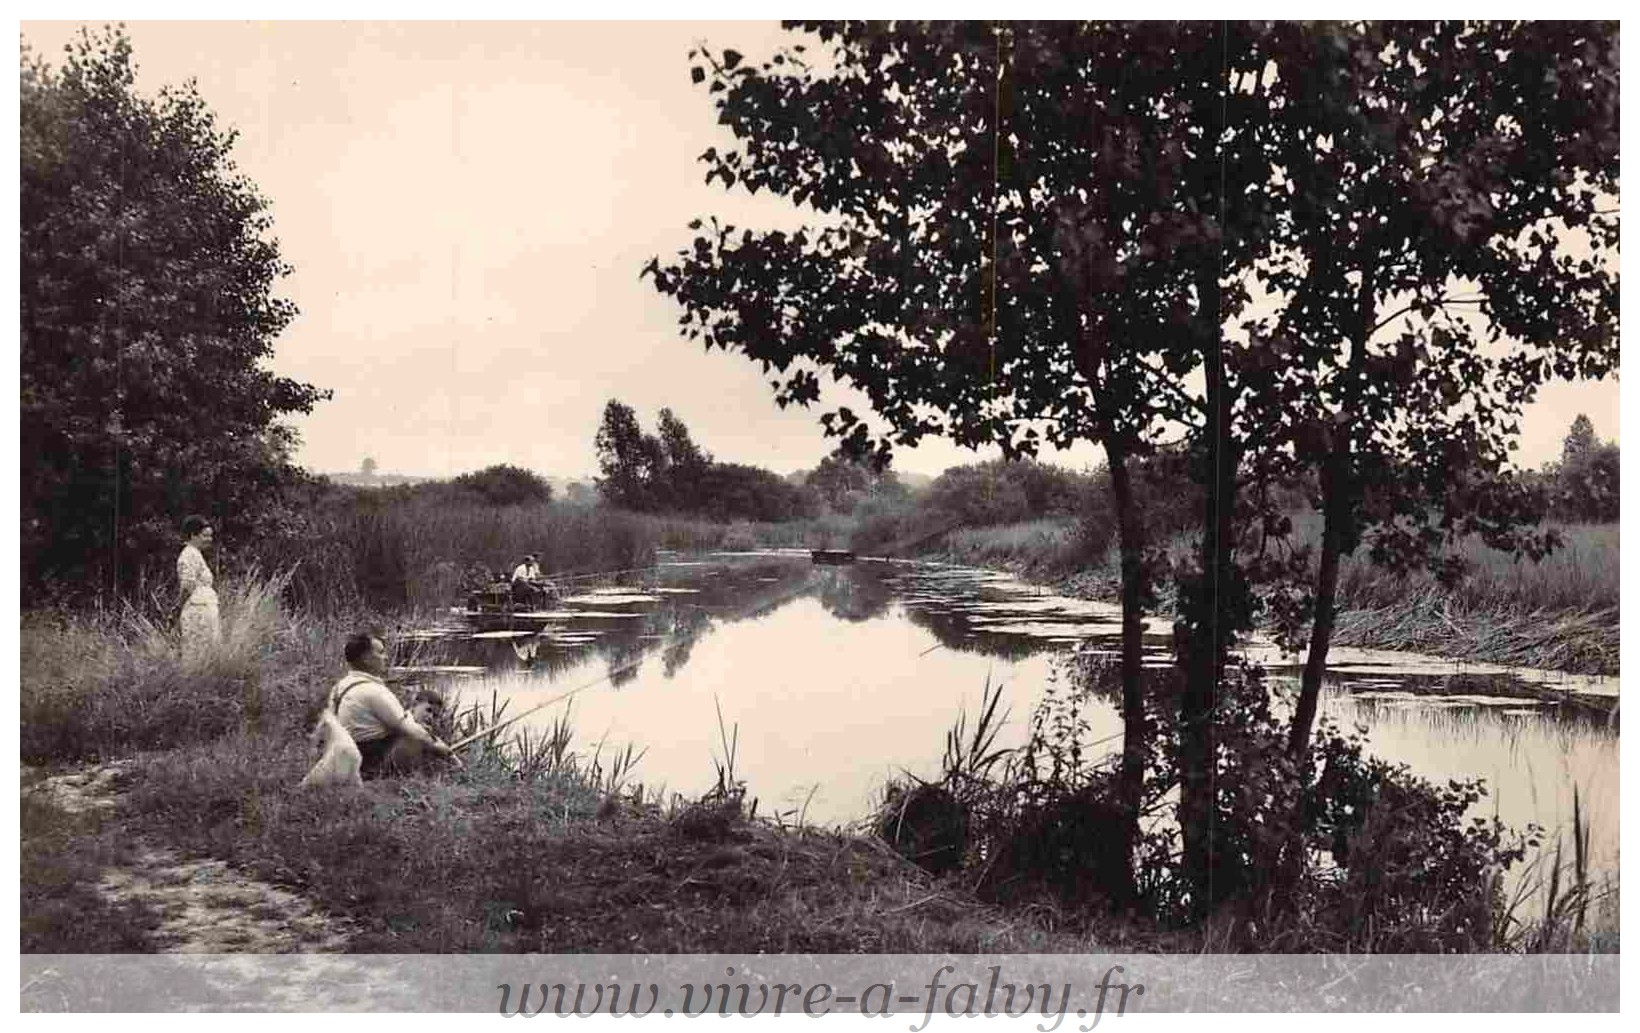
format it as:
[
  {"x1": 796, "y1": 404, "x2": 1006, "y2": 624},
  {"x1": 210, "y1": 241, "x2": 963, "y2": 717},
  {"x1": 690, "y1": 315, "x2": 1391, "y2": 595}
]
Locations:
[{"x1": 331, "y1": 672, "x2": 374, "y2": 714}]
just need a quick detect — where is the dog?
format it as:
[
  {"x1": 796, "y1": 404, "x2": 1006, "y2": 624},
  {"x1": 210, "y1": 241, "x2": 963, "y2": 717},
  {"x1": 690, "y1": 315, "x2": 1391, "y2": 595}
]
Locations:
[{"x1": 300, "y1": 703, "x2": 363, "y2": 789}]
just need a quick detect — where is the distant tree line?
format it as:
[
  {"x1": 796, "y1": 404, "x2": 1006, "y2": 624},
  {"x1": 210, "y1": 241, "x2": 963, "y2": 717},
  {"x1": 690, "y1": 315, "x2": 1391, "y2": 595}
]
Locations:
[
  {"x1": 593, "y1": 399, "x2": 816, "y2": 521},
  {"x1": 1539, "y1": 415, "x2": 1619, "y2": 523}
]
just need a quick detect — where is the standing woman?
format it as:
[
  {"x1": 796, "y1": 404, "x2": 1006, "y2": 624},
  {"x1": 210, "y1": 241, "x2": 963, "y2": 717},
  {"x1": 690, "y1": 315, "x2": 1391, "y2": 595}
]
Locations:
[{"x1": 176, "y1": 515, "x2": 221, "y2": 662}]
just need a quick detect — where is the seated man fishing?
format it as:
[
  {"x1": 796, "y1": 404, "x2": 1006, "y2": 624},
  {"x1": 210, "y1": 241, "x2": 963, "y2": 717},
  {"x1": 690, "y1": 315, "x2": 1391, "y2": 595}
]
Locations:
[
  {"x1": 328, "y1": 632, "x2": 463, "y2": 778},
  {"x1": 510, "y1": 553, "x2": 549, "y2": 609}
]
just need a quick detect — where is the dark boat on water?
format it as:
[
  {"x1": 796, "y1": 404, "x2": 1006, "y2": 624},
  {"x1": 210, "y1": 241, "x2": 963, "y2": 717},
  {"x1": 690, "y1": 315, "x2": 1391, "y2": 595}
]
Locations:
[{"x1": 811, "y1": 549, "x2": 856, "y2": 565}]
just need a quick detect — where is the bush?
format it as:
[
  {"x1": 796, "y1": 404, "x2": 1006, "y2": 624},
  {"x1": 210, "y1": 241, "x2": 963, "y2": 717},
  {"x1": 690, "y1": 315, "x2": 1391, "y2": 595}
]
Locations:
[
  {"x1": 451, "y1": 464, "x2": 553, "y2": 507},
  {"x1": 905, "y1": 659, "x2": 1537, "y2": 951}
]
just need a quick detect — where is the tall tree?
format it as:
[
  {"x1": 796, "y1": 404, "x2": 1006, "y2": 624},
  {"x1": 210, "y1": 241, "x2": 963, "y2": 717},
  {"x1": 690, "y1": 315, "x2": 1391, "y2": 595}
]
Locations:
[
  {"x1": 645, "y1": 21, "x2": 1284, "y2": 904},
  {"x1": 20, "y1": 27, "x2": 329, "y2": 598},
  {"x1": 656, "y1": 406, "x2": 713, "y2": 510},
  {"x1": 1552, "y1": 415, "x2": 1619, "y2": 523},
  {"x1": 1251, "y1": 22, "x2": 1623, "y2": 762},
  {"x1": 1562, "y1": 414, "x2": 1597, "y2": 465},
  {"x1": 593, "y1": 399, "x2": 662, "y2": 510}
]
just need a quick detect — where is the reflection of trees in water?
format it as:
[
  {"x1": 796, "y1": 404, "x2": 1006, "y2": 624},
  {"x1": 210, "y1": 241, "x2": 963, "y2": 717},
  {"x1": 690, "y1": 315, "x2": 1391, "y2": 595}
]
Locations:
[
  {"x1": 647, "y1": 560, "x2": 818, "y2": 678},
  {"x1": 813, "y1": 565, "x2": 895, "y2": 622},
  {"x1": 662, "y1": 606, "x2": 715, "y2": 677},
  {"x1": 901, "y1": 604, "x2": 1043, "y2": 661},
  {"x1": 701, "y1": 565, "x2": 817, "y2": 622},
  {"x1": 593, "y1": 620, "x2": 652, "y2": 689}
]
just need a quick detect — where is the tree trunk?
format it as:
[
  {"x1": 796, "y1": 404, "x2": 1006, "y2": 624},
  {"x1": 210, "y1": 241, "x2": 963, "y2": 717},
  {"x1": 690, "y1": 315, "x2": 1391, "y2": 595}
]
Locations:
[
  {"x1": 1178, "y1": 271, "x2": 1238, "y2": 918},
  {"x1": 1288, "y1": 451, "x2": 1345, "y2": 760},
  {"x1": 1288, "y1": 266, "x2": 1374, "y2": 762},
  {"x1": 1104, "y1": 442, "x2": 1146, "y2": 906}
]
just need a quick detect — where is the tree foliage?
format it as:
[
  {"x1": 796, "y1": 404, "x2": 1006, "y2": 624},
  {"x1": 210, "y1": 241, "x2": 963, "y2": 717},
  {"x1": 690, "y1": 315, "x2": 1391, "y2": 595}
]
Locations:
[
  {"x1": 593, "y1": 399, "x2": 664, "y2": 510},
  {"x1": 646, "y1": 20, "x2": 1620, "y2": 915},
  {"x1": 1236, "y1": 22, "x2": 1621, "y2": 759},
  {"x1": 924, "y1": 459, "x2": 1088, "y2": 528},
  {"x1": 1547, "y1": 415, "x2": 1619, "y2": 523},
  {"x1": 20, "y1": 27, "x2": 329, "y2": 599},
  {"x1": 804, "y1": 454, "x2": 907, "y2": 513},
  {"x1": 594, "y1": 399, "x2": 814, "y2": 520},
  {"x1": 451, "y1": 464, "x2": 553, "y2": 507}
]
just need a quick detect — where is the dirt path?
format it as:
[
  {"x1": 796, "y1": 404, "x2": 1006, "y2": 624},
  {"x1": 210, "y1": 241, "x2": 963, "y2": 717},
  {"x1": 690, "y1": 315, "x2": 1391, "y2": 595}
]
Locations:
[{"x1": 24, "y1": 763, "x2": 356, "y2": 954}]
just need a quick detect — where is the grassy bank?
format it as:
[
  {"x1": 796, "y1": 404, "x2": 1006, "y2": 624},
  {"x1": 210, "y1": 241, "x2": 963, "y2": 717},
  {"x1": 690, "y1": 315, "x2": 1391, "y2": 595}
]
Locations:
[
  {"x1": 909, "y1": 516, "x2": 1619, "y2": 676},
  {"x1": 21, "y1": 568, "x2": 1613, "y2": 954},
  {"x1": 18, "y1": 571, "x2": 1093, "y2": 953}
]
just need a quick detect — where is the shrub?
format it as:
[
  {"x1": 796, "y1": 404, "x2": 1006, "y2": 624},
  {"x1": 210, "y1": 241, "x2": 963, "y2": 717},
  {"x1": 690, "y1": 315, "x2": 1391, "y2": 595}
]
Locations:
[{"x1": 904, "y1": 659, "x2": 1539, "y2": 951}]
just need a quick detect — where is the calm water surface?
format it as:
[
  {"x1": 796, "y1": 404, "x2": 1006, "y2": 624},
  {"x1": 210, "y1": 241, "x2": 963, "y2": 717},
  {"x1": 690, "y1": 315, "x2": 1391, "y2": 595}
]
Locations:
[{"x1": 405, "y1": 551, "x2": 1618, "y2": 896}]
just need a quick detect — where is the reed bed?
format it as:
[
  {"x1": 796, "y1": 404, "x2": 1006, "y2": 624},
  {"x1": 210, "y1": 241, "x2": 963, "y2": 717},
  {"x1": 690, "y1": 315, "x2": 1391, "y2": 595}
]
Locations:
[
  {"x1": 258, "y1": 494, "x2": 834, "y2": 614},
  {"x1": 1335, "y1": 521, "x2": 1620, "y2": 615},
  {"x1": 899, "y1": 514, "x2": 1618, "y2": 674},
  {"x1": 1322, "y1": 521, "x2": 1620, "y2": 674},
  {"x1": 938, "y1": 518, "x2": 1091, "y2": 575},
  {"x1": 267, "y1": 498, "x2": 662, "y2": 613},
  {"x1": 639, "y1": 513, "x2": 820, "y2": 553}
]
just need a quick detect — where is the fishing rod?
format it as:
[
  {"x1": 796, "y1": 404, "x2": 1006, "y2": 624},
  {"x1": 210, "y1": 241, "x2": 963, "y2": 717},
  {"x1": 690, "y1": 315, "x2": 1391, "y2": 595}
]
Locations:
[{"x1": 447, "y1": 562, "x2": 825, "y2": 753}]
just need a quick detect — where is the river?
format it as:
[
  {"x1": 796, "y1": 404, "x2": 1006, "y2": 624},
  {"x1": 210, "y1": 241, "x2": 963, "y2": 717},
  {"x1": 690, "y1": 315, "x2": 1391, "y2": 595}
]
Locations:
[{"x1": 400, "y1": 550, "x2": 1619, "y2": 910}]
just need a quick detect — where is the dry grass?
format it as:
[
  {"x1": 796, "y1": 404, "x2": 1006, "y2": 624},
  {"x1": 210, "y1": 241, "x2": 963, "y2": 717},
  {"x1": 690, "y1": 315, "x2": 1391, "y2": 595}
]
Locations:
[
  {"x1": 935, "y1": 518, "x2": 1091, "y2": 576},
  {"x1": 19, "y1": 570, "x2": 339, "y2": 763},
  {"x1": 1323, "y1": 521, "x2": 1620, "y2": 674},
  {"x1": 914, "y1": 514, "x2": 1619, "y2": 675}
]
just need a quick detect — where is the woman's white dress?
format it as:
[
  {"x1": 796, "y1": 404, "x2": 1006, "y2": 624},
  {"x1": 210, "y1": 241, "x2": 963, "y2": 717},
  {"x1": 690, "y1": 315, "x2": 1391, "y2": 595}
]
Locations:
[{"x1": 177, "y1": 543, "x2": 221, "y2": 660}]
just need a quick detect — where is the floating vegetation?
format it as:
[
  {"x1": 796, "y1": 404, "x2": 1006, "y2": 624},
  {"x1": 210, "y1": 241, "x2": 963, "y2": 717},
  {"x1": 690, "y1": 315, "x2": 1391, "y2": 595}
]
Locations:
[{"x1": 562, "y1": 593, "x2": 659, "y2": 606}]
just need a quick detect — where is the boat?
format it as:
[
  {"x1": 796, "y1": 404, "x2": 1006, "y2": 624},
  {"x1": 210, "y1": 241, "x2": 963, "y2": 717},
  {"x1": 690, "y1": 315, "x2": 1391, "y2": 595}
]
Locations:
[{"x1": 810, "y1": 549, "x2": 856, "y2": 565}]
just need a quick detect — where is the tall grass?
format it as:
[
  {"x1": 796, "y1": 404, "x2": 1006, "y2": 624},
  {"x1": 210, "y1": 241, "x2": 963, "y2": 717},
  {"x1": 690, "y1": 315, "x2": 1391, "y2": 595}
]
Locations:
[
  {"x1": 258, "y1": 495, "x2": 839, "y2": 615},
  {"x1": 262, "y1": 499, "x2": 663, "y2": 613},
  {"x1": 1322, "y1": 520, "x2": 1620, "y2": 674},
  {"x1": 639, "y1": 513, "x2": 821, "y2": 553},
  {"x1": 1494, "y1": 789, "x2": 1620, "y2": 952},
  {"x1": 1298, "y1": 515, "x2": 1622, "y2": 615},
  {"x1": 19, "y1": 569, "x2": 345, "y2": 764},
  {"x1": 939, "y1": 518, "x2": 1091, "y2": 575}
]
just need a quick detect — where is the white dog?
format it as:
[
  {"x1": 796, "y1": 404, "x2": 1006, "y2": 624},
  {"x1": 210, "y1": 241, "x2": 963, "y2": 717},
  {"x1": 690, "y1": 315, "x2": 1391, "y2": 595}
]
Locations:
[{"x1": 300, "y1": 706, "x2": 363, "y2": 789}]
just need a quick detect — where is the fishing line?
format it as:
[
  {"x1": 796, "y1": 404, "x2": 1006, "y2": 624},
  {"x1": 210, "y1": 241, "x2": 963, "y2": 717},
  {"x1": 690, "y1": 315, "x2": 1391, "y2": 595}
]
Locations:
[{"x1": 446, "y1": 560, "x2": 827, "y2": 752}]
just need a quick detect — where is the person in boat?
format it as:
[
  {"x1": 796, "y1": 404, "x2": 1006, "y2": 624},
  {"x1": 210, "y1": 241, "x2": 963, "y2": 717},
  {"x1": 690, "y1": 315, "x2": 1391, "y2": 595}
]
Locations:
[
  {"x1": 175, "y1": 514, "x2": 221, "y2": 662},
  {"x1": 511, "y1": 553, "x2": 547, "y2": 608},
  {"x1": 328, "y1": 632, "x2": 463, "y2": 778}
]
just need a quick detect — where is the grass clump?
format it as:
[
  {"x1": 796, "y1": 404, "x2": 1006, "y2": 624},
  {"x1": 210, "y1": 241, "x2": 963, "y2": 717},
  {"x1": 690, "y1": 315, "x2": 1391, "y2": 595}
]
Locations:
[{"x1": 19, "y1": 570, "x2": 339, "y2": 764}]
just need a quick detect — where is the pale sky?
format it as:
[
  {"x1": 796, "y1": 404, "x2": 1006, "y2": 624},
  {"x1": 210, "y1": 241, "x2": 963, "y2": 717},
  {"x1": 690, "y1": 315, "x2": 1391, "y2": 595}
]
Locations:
[{"x1": 19, "y1": 19, "x2": 1620, "y2": 479}]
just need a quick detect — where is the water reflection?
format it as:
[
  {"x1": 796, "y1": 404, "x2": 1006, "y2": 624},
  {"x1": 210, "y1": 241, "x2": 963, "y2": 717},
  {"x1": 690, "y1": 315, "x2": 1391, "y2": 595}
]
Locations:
[{"x1": 402, "y1": 552, "x2": 1616, "y2": 899}]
